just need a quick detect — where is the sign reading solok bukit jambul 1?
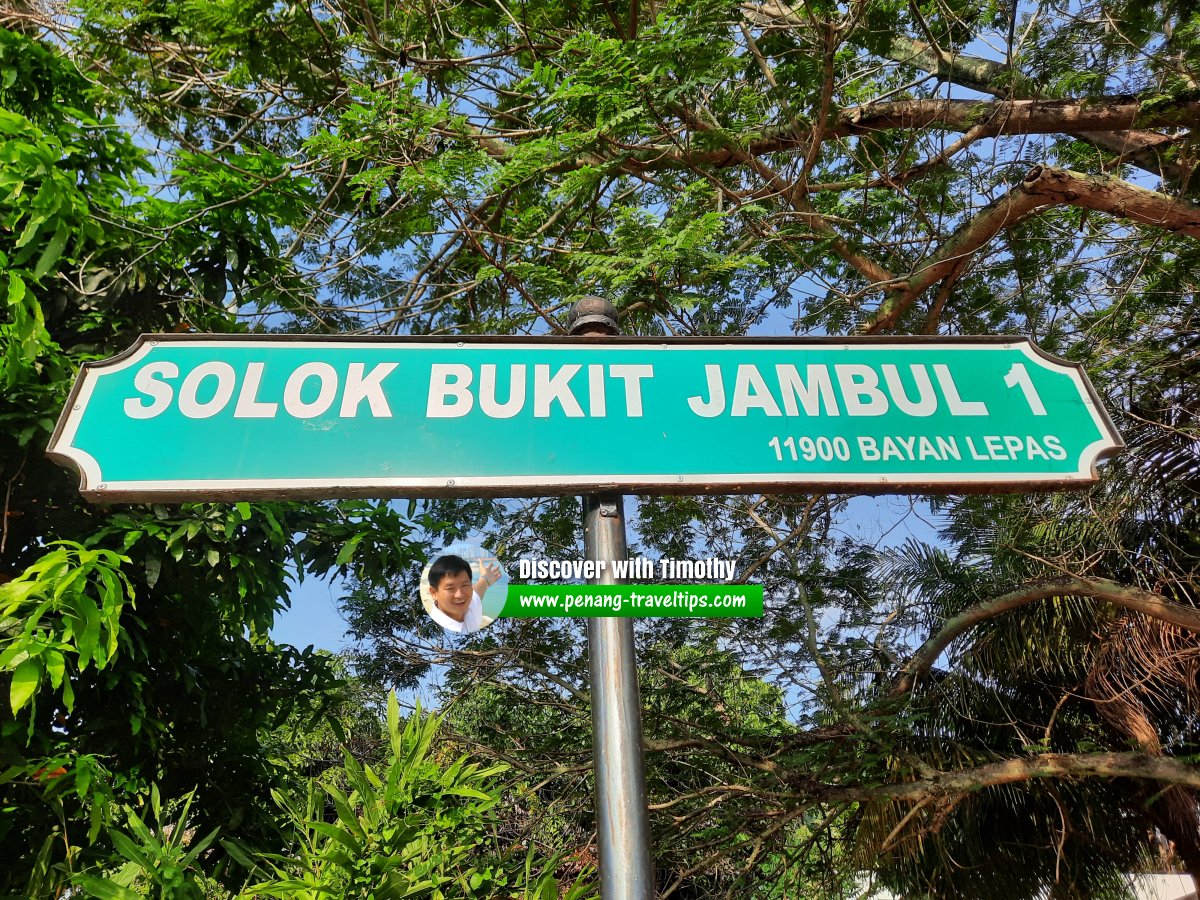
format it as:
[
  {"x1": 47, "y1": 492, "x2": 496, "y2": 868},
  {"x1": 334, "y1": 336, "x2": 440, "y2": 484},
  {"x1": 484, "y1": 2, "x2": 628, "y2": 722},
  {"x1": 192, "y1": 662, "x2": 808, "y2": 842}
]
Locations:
[{"x1": 48, "y1": 335, "x2": 1123, "y2": 501}]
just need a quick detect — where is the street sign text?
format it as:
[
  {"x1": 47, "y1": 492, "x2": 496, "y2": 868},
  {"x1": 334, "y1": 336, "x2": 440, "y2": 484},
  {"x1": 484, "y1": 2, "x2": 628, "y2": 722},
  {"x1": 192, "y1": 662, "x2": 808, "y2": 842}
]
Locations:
[{"x1": 48, "y1": 335, "x2": 1123, "y2": 500}]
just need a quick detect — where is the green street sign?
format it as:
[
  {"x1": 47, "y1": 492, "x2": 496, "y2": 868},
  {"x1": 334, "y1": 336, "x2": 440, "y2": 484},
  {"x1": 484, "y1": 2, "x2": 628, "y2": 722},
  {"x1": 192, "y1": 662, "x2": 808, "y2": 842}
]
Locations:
[{"x1": 48, "y1": 335, "x2": 1123, "y2": 501}]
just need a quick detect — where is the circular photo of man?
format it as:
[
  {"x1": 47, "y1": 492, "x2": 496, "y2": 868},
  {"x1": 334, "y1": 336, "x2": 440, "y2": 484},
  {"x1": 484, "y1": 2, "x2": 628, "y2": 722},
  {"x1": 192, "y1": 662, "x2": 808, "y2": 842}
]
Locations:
[{"x1": 420, "y1": 544, "x2": 508, "y2": 634}]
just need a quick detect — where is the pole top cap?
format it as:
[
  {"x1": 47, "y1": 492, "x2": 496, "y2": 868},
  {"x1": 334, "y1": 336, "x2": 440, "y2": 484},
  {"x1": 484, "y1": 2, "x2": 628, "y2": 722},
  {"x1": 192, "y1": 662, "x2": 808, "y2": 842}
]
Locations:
[{"x1": 567, "y1": 295, "x2": 620, "y2": 335}]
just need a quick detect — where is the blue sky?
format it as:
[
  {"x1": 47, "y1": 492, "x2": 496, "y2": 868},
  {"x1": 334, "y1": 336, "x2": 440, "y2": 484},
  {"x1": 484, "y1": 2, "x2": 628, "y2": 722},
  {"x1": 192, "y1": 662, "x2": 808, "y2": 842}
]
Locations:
[{"x1": 273, "y1": 574, "x2": 352, "y2": 652}]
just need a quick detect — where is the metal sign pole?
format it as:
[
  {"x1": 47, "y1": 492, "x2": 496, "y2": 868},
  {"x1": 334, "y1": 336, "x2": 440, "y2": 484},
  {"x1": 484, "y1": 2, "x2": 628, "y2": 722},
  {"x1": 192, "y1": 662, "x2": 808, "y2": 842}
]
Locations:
[{"x1": 571, "y1": 297, "x2": 655, "y2": 900}]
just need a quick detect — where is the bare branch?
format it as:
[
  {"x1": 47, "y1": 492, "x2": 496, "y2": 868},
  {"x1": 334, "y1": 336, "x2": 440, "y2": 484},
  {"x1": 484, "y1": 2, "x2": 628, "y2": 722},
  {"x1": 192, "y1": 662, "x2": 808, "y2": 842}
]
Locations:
[
  {"x1": 834, "y1": 752, "x2": 1200, "y2": 805},
  {"x1": 893, "y1": 576, "x2": 1200, "y2": 694},
  {"x1": 743, "y1": 2, "x2": 1188, "y2": 179},
  {"x1": 863, "y1": 165, "x2": 1200, "y2": 331}
]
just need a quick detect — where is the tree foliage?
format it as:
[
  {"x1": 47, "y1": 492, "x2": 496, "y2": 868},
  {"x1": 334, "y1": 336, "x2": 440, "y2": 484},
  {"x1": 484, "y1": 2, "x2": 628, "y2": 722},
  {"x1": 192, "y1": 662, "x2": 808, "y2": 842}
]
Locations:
[
  {"x1": 2, "y1": 0, "x2": 1199, "y2": 896},
  {"x1": 69, "y1": 695, "x2": 593, "y2": 900},
  {"x1": 0, "y1": 22, "x2": 425, "y2": 895}
]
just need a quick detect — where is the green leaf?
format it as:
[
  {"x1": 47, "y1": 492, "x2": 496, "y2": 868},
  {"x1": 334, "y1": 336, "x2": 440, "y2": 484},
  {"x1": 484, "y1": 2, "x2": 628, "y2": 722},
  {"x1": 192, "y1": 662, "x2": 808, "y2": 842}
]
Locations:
[
  {"x1": 0, "y1": 641, "x2": 30, "y2": 670},
  {"x1": 440, "y1": 785, "x2": 492, "y2": 800},
  {"x1": 72, "y1": 875, "x2": 142, "y2": 900},
  {"x1": 44, "y1": 650, "x2": 64, "y2": 688},
  {"x1": 219, "y1": 837, "x2": 259, "y2": 870},
  {"x1": 72, "y1": 594, "x2": 100, "y2": 672},
  {"x1": 5, "y1": 270, "x2": 25, "y2": 310},
  {"x1": 116, "y1": 813, "x2": 159, "y2": 857},
  {"x1": 335, "y1": 532, "x2": 365, "y2": 566},
  {"x1": 309, "y1": 819, "x2": 364, "y2": 856},
  {"x1": 0, "y1": 764, "x2": 28, "y2": 784},
  {"x1": 322, "y1": 784, "x2": 367, "y2": 841},
  {"x1": 10, "y1": 657, "x2": 40, "y2": 714},
  {"x1": 182, "y1": 825, "x2": 221, "y2": 864},
  {"x1": 145, "y1": 553, "x2": 162, "y2": 589},
  {"x1": 32, "y1": 220, "x2": 69, "y2": 279},
  {"x1": 75, "y1": 760, "x2": 91, "y2": 797},
  {"x1": 387, "y1": 688, "x2": 400, "y2": 742}
]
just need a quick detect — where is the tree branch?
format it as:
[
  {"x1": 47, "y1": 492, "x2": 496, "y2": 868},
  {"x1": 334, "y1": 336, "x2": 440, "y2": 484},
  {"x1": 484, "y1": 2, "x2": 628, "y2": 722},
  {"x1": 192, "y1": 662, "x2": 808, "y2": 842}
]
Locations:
[
  {"x1": 676, "y1": 105, "x2": 898, "y2": 289},
  {"x1": 862, "y1": 164, "x2": 1200, "y2": 331},
  {"x1": 1020, "y1": 164, "x2": 1200, "y2": 232},
  {"x1": 487, "y1": 95, "x2": 1200, "y2": 178},
  {"x1": 742, "y1": 2, "x2": 1188, "y2": 179},
  {"x1": 893, "y1": 576, "x2": 1200, "y2": 694},
  {"x1": 879, "y1": 35, "x2": 1185, "y2": 179},
  {"x1": 729, "y1": 96, "x2": 1200, "y2": 157},
  {"x1": 820, "y1": 752, "x2": 1200, "y2": 805}
]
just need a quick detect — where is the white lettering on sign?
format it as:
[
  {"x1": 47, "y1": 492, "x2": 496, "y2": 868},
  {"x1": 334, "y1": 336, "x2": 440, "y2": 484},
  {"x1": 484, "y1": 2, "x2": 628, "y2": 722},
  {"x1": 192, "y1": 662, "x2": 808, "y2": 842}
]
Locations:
[
  {"x1": 964, "y1": 434, "x2": 1067, "y2": 461},
  {"x1": 284, "y1": 362, "x2": 338, "y2": 418},
  {"x1": 609, "y1": 365, "x2": 653, "y2": 416},
  {"x1": 427, "y1": 363, "x2": 474, "y2": 417},
  {"x1": 179, "y1": 362, "x2": 236, "y2": 419},
  {"x1": 688, "y1": 363, "x2": 991, "y2": 418},
  {"x1": 859, "y1": 435, "x2": 963, "y2": 461},
  {"x1": 731, "y1": 365, "x2": 781, "y2": 417},
  {"x1": 882, "y1": 364, "x2": 937, "y2": 416},
  {"x1": 934, "y1": 364, "x2": 988, "y2": 416},
  {"x1": 479, "y1": 364, "x2": 525, "y2": 418},
  {"x1": 341, "y1": 362, "x2": 397, "y2": 417},
  {"x1": 534, "y1": 364, "x2": 585, "y2": 418},
  {"x1": 777, "y1": 365, "x2": 839, "y2": 416},
  {"x1": 235, "y1": 362, "x2": 277, "y2": 418},
  {"x1": 837, "y1": 364, "x2": 888, "y2": 416},
  {"x1": 124, "y1": 362, "x2": 178, "y2": 419},
  {"x1": 428, "y1": 364, "x2": 654, "y2": 419},
  {"x1": 588, "y1": 365, "x2": 606, "y2": 417},
  {"x1": 688, "y1": 365, "x2": 725, "y2": 417},
  {"x1": 124, "y1": 357, "x2": 1022, "y2": 425},
  {"x1": 124, "y1": 362, "x2": 397, "y2": 420}
]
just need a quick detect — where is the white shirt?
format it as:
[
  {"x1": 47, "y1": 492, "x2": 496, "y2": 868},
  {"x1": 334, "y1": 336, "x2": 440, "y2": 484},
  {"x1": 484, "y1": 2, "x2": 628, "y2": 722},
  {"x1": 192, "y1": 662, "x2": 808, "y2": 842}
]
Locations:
[{"x1": 429, "y1": 590, "x2": 483, "y2": 634}]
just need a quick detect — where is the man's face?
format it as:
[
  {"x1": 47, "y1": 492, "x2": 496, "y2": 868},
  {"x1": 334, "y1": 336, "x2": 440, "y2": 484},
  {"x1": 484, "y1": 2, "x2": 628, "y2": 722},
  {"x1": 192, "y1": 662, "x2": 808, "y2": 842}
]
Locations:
[{"x1": 431, "y1": 570, "x2": 473, "y2": 622}]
